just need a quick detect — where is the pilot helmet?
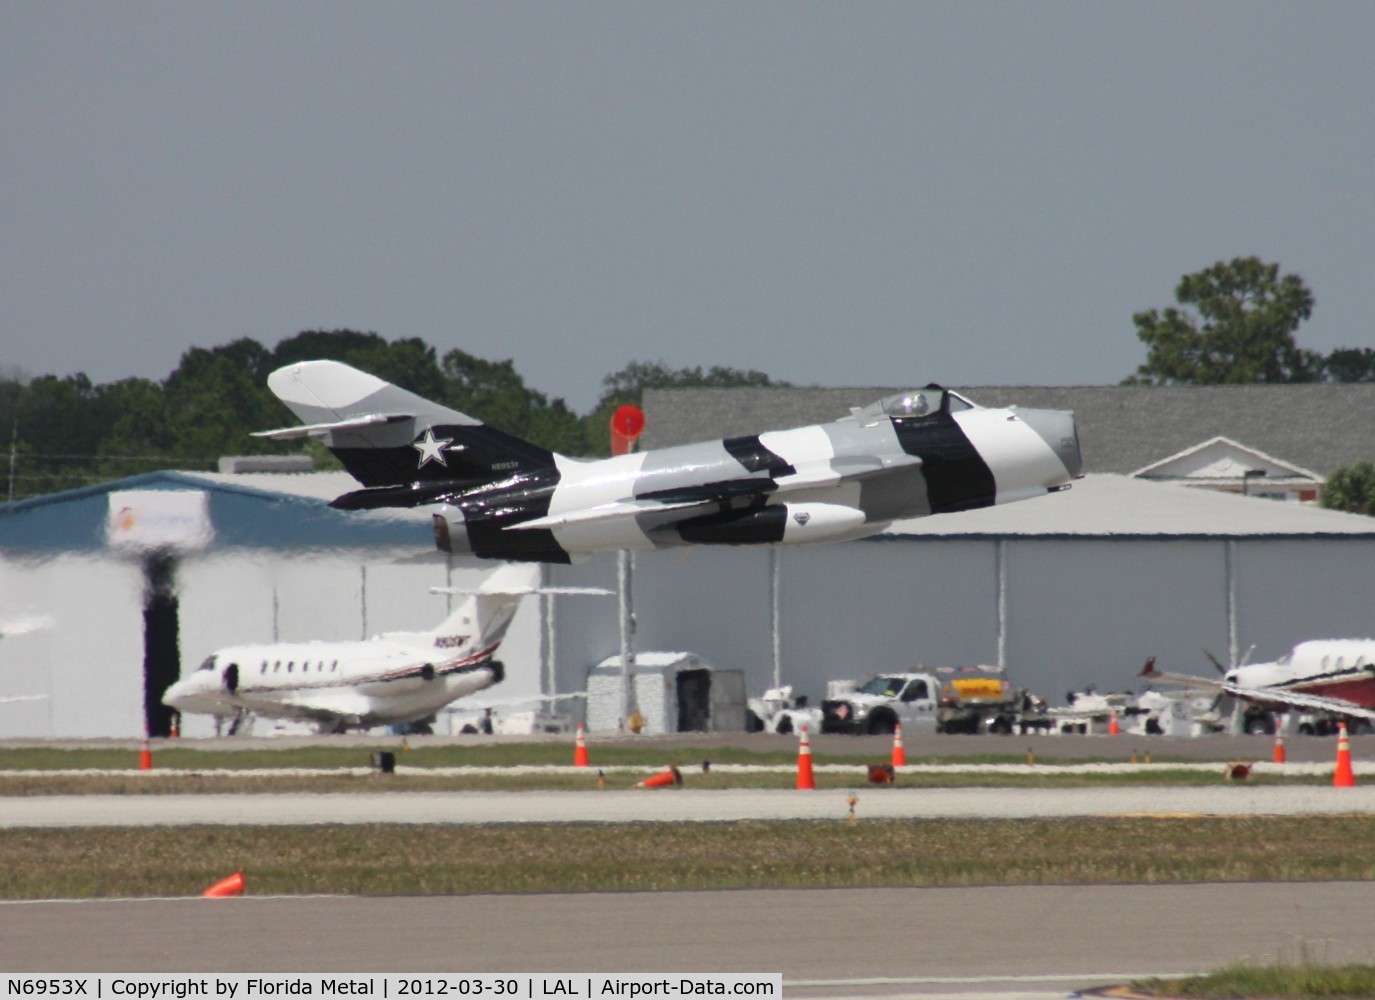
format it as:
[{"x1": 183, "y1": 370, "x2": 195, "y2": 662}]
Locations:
[{"x1": 898, "y1": 392, "x2": 929, "y2": 416}]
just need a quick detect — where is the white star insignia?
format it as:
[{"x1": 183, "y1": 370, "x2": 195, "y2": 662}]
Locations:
[{"x1": 412, "y1": 428, "x2": 456, "y2": 469}]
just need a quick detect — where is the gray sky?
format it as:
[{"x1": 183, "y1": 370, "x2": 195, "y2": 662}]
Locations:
[{"x1": 4, "y1": 2, "x2": 1373, "y2": 413}]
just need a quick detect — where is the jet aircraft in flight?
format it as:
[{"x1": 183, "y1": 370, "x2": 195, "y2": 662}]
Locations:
[
  {"x1": 162, "y1": 563, "x2": 592, "y2": 733},
  {"x1": 256, "y1": 360, "x2": 1082, "y2": 564}
]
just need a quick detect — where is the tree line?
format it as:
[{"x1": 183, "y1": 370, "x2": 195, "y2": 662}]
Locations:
[
  {"x1": 3, "y1": 256, "x2": 1372, "y2": 511},
  {"x1": 0, "y1": 330, "x2": 785, "y2": 501}
]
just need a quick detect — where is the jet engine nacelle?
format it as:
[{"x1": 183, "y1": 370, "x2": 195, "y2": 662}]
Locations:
[{"x1": 676, "y1": 502, "x2": 872, "y2": 546}]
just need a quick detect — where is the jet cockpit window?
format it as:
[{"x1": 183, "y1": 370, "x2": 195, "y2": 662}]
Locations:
[
  {"x1": 197, "y1": 656, "x2": 216, "y2": 672},
  {"x1": 860, "y1": 388, "x2": 977, "y2": 422},
  {"x1": 880, "y1": 391, "x2": 936, "y2": 418}
]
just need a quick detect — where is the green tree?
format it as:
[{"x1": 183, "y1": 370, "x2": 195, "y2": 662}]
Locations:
[
  {"x1": 440, "y1": 348, "x2": 590, "y2": 455},
  {"x1": 8, "y1": 373, "x2": 119, "y2": 495},
  {"x1": 161, "y1": 345, "x2": 286, "y2": 464},
  {"x1": 1125, "y1": 257, "x2": 1321, "y2": 385},
  {"x1": 1320, "y1": 461, "x2": 1375, "y2": 517},
  {"x1": 94, "y1": 377, "x2": 175, "y2": 481},
  {"x1": 1326, "y1": 347, "x2": 1375, "y2": 383}
]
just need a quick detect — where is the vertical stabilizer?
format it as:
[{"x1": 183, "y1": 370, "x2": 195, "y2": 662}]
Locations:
[{"x1": 257, "y1": 360, "x2": 557, "y2": 490}]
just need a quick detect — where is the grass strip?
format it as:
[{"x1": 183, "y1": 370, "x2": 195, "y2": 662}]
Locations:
[
  {"x1": 0, "y1": 768, "x2": 1331, "y2": 795},
  {"x1": 3, "y1": 816, "x2": 1375, "y2": 900},
  {"x1": 1134, "y1": 962, "x2": 1375, "y2": 997}
]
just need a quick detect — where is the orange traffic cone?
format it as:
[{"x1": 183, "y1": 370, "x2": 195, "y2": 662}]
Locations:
[
  {"x1": 1273, "y1": 731, "x2": 1286, "y2": 765},
  {"x1": 891, "y1": 724, "x2": 907, "y2": 768},
  {"x1": 1108, "y1": 712, "x2": 1119, "y2": 736},
  {"x1": 1334, "y1": 722, "x2": 1356, "y2": 787},
  {"x1": 573, "y1": 723, "x2": 590, "y2": 768},
  {"x1": 202, "y1": 870, "x2": 245, "y2": 897},
  {"x1": 637, "y1": 765, "x2": 682, "y2": 789},
  {"x1": 796, "y1": 727, "x2": 816, "y2": 790},
  {"x1": 138, "y1": 730, "x2": 153, "y2": 771}
]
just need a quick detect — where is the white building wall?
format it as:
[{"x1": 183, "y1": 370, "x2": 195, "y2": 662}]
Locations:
[
  {"x1": 0, "y1": 554, "x2": 145, "y2": 738},
  {"x1": 551, "y1": 535, "x2": 1375, "y2": 722},
  {"x1": 774, "y1": 541, "x2": 999, "y2": 705},
  {"x1": 1006, "y1": 539, "x2": 1229, "y2": 699},
  {"x1": 1234, "y1": 539, "x2": 1375, "y2": 662}
]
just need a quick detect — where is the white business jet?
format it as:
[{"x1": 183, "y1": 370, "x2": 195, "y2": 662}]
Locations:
[{"x1": 163, "y1": 564, "x2": 595, "y2": 733}]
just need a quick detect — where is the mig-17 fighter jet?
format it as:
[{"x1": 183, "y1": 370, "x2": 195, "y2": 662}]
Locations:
[{"x1": 257, "y1": 360, "x2": 1082, "y2": 564}]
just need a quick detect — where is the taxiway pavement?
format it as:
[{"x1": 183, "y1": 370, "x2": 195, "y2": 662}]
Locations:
[{"x1": 4, "y1": 783, "x2": 1375, "y2": 827}]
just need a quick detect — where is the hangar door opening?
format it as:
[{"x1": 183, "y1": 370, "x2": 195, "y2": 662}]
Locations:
[
  {"x1": 676, "y1": 668, "x2": 712, "y2": 731},
  {"x1": 676, "y1": 669, "x2": 746, "y2": 732},
  {"x1": 142, "y1": 551, "x2": 180, "y2": 738}
]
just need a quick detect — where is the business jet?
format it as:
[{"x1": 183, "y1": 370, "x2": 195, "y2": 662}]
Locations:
[
  {"x1": 1140, "y1": 639, "x2": 1375, "y2": 733},
  {"x1": 254, "y1": 360, "x2": 1082, "y2": 564},
  {"x1": 163, "y1": 563, "x2": 596, "y2": 733}
]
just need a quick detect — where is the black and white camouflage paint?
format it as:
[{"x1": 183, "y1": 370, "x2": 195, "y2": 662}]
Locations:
[{"x1": 262, "y1": 362, "x2": 1082, "y2": 564}]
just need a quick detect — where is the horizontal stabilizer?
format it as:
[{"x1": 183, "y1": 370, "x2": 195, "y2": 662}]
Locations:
[{"x1": 252, "y1": 412, "x2": 414, "y2": 441}]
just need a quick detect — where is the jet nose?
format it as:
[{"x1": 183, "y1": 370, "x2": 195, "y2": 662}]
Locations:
[
  {"x1": 1017, "y1": 408, "x2": 1082, "y2": 480},
  {"x1": 162, "y1": 673, "x2": 217, "y2": 714},
  {"x1": 161, "y1": 676, "x2": 196, "y2": 712}
]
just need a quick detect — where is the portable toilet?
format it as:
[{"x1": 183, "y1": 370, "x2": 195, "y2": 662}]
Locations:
[{"x1": 585, "y1": 652, "x2": 746, "y2": 734}]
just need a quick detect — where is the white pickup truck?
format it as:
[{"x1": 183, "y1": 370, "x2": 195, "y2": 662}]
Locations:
[{"x1": 820, "y1": 667, "x2": 1034, "y2": 735}]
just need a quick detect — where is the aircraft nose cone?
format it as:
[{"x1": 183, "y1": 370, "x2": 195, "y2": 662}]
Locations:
[
  {"x1": 1018, "y1": 408, "x2": 1082, "y2": 480},
  {"x1": 162, "y1": 674, "x2": 216, "y2": 714},
  {"x1": 161, "y1": 678, "x2": 195, "y2": 711}
]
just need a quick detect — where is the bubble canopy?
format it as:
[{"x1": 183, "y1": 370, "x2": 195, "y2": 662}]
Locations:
[{"x1": 860, "y1": 388, "x2": 977, "y2": 420}]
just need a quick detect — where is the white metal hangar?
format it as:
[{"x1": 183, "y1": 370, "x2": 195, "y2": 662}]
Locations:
[{"x1": 542, "y1": 473, "x2": 1375, "y2": 715}]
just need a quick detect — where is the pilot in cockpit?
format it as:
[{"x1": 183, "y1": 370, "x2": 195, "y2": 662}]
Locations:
[{"x1": 893, "y1": 392, "x2": 930, "y2": 417}]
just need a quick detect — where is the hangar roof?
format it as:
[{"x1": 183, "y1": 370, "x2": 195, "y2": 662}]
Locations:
[
  {"x1": 642, "y1": 384, "x2": 1375, "y2": 477},
  {"x1": 0, "y1": 470, "x2": 430, "y2": 555},
  {"x1": 877, "y1": 474, "x2": 1375, "y2": 540}
]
